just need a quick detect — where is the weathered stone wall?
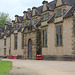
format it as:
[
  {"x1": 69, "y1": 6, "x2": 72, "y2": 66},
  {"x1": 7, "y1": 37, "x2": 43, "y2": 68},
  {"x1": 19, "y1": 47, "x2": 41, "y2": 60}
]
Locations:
[
  {"x1": 24, "y1": 28, "x2": 37, "y2": 59},
  {"x1": 0, "y1": 38, "x2": 4, "y2": 56},
  {"x1": 11, "y1": 32, "x2": 23, "y2": 56},
  {"x1": 47, "y1": 17, "x2": 73, "y2": 56}
]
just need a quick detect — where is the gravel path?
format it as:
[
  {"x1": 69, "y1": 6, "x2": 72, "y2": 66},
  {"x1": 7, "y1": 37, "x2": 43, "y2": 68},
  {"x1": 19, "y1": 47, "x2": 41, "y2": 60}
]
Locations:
[{"x1": 2, "y1": 59, "x2": 75, "y2": 75}]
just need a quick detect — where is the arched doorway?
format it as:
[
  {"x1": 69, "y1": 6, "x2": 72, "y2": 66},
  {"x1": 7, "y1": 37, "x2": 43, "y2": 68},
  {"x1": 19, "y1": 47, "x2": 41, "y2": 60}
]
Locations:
[{"x1": 28, "y1": 39, "x2": 32, "y2": 59}]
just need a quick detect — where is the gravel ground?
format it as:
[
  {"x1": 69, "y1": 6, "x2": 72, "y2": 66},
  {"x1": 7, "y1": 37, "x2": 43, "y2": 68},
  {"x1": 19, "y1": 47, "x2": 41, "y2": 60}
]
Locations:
[{"x1": 2, "y1": 59, "x2": 75, "y2": 75}]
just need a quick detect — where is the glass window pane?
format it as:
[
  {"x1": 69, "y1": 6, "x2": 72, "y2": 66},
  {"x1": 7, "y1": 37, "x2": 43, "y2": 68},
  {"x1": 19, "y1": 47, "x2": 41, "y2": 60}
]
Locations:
[
  {"x1": 57, "y1": 9, "x2": 61, "y2": 17},
  {"x1": 60, "y1": 34, "x2": 62, "y2": 45},
  {"x1": 14, "y1": 35, "x2": 17, "y2": 49},
  {"x1": 59, "y1": 9, "x2": 61, "y2": 16},
  {"x1": 43, "y1": 30, "x2": 44, "y2": 46},
  {"x1": 56, "y1": 27, "x2": 59, "y2": 34},
  {"x1": 45, "y1": 30, "x2": 47, "y2": 46},
  {"x1": 22, "y1": 33, "x2": 24, "y2": 49},
  {"x1": 60, "y1": 26, "x2": 62, "y2": 34},
  {"x1": 56, "y1": 34, "x2": 59, "y2": 46}
]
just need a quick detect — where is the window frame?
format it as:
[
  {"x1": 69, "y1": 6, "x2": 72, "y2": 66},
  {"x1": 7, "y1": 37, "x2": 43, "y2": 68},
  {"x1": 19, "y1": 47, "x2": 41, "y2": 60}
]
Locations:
[
  {"x1": 42, "y1": 14, "x2": 48, "y2": 22},
  {"x1": 57, "y1": 9, "x2": 62, "y2": 17},
  {"x1": 4, "y1": 48, "x2": 6, "y2": 55},
  {"x1": 4, "y1": 39, "x2": 6, "y2": 46},
  {"x1": 22, "y1": 33, "x2": 24, "y2": 49},
  {"x1": 14, "y1": 34, "x2": 18, "y2": 50},
  {"x1": 45, "y1": 30, "x2": 47, "y2": 47},
  {"x1": 56, "y1": 25, "x2": 63, "y2": 46},
  {"x1": 42, "y1": 29, "x2": 47, "y2": 47},
  {"x1": 32, "y1": 19, "x2": 36, "y2": 25}
]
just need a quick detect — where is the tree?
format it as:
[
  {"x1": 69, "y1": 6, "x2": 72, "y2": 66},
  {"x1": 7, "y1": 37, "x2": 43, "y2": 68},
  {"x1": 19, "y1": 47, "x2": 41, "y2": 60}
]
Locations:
[{"x1": 0, "y1": 12, "x2": 11, "y2": 27}]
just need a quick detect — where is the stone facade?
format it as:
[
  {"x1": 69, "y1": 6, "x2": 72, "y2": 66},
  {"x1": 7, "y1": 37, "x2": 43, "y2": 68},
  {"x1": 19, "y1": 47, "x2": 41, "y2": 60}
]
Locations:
[{"x1": 0, "y1": 0, "x2": 75, "y2": 60}]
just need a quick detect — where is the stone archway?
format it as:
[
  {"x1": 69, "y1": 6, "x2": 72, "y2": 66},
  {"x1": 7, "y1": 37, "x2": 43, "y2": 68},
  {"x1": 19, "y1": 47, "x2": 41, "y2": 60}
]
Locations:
[{"x1": 28, "y1": 39, "x2": 32, "y2": 59}]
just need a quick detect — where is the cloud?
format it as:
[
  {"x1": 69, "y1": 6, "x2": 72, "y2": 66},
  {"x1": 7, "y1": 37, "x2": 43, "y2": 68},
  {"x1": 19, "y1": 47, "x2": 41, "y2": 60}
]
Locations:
[{"x1": 0, "y1": 0, "x2": 53, "y2": 19}]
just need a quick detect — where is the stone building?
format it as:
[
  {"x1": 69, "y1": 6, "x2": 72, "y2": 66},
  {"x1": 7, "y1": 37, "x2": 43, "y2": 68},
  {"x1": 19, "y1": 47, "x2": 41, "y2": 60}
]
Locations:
[{"x1": 0, "y1": 0, "x2": 75, "y2": 60}]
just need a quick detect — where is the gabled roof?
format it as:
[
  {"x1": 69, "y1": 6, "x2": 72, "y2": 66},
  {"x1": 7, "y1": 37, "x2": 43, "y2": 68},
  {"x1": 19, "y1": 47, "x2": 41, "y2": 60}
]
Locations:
[
  {"x1": 17, "y1": 16, "x2": 23, "y2": 23},
  {"x1": 6, "y1": 25, "x2": 12, "y2": 30},
  {"x1": 14, "y1": 0, "x2": 75, "y2": 22},
  {"x1": 63, "y1": 5, "x2": 75, "y2": 18},
  {"x1": 62, "y1": 0, "x2": 75, "y2": 5}
]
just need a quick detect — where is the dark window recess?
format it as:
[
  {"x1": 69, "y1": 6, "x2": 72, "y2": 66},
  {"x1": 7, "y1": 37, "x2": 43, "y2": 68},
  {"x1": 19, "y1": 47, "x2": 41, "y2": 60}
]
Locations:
[
  {"x1": 42, "y1": 14, "x2": 48, "y2": 21},
  {"x1": 32, "y1": 19, "x2": 36, "y2": 25},
  {"x1": 14, "y1": 34, "x2": 17, "y2": 50},
  {"x1": 22, "y1": 33, "x2": 24, "y2": 49},
  {"x1": 56, "y1": 26, "x2": 62, "y2": 46},
  {"x1": 63, "y1": 9, "x2": 66, "y2": 15},
  {"x1": 45, "y1": 30, "x2": 47, "y2": 46},
  {"x1": 4, "y1": 39, "x2": 6, "y2": 46},
  {"x1": 73, "y1": 19, "x2": 75, "y2": 36},
  {"x1": 4, "y1": 48, "x2": 6, "y2": 55},
  {"x1": 57, "y1": 9, "x2": 61, "y2": 17},
  {"x1": 42, "y1": 30, "x2": 47, "y2": 47},
  {"x1": 43, "y1": 30, "x2": 44, "y2": 46}
]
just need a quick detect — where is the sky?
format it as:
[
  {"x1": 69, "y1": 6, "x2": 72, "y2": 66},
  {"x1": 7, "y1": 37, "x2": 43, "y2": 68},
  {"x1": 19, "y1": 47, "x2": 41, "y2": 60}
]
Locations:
[{"x1": 0, "y1": 0, "x2": 53, "y2": 20}]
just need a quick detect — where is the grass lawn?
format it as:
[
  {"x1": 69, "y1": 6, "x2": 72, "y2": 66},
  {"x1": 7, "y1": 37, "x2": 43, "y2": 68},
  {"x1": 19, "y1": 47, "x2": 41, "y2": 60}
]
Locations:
[{"x1": 0, "y1": 61, "x2": 12, "y2": 75}]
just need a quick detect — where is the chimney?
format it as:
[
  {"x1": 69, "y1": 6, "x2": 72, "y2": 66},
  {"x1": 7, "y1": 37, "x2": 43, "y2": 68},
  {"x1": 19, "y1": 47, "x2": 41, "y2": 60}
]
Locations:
[
  {"x1": 23, "y1": 11, "x2": 27, "y2": 19},
  {"x1": 32, "y1": 7, "x2": 37, "y2": 16},
  {"x1": 15, "y1": 15, "x2": 18, "y2": 22},
  {"x1": 5, "y1": 24, "x2": 7, "y2": 30},
  {"x1": 28, "y1": 8, "x2": 31, "y2": 13},
  {"x1": 42, "y1": 1, "x2": 48, "y2": 4},
  {"x1": 12, "y1": 20, "x2": 15, "y2": 27},
  {"x1": 42, "y1": 1, "x2": 48, "y2": 12}
]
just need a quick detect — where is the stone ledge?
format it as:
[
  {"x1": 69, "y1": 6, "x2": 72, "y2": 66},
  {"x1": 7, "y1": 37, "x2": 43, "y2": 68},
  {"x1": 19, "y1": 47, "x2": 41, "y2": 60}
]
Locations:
[{"x1": 43, "y1": 55, "x2": 75, "y2": 61}]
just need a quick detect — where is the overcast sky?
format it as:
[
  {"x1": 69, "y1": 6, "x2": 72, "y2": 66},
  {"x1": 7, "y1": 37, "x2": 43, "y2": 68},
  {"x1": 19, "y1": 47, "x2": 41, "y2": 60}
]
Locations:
[{"x1": 0, "y1": 0, "x2": 53, "y2": 20}]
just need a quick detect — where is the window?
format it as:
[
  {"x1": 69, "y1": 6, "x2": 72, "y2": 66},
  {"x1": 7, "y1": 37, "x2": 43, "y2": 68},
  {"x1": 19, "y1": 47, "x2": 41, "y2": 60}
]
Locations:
[
  {"x1": 4, "y1": 39, "x2": 6, "y2": 46},
  {"x1": 56, "y1": 26, "x2": 62, "y2": 46},
  {"x1": 63, "y1": 9, "x2": 66, "y2": 15},
  {"x1": 42, "y1": 30, "x2": 47, "y2": 47},
  {"x1": 0, "y1": 33, "x2": 1, "y2": 37},
  {"x1": 57, "y1": 9, "x2": 61, "y2": 17},
  {"x1": 32, "y1": 19, "x2": 36, "y2": 25},
  {"x1": 43, "y1": 30, "x2": 44, "y2": 46},
  {"x1": 45, "y1": 30, "x2": 47, "y2": 46},
  {"x1": 43, "y1": 14, "x2": 48, "y2": 21},
  {"x1": 14, "y1": 34, "x2": 17, "y2": 50},
  {"x1": 4, "y1": 48, "x2": 6, "y2": 55},
  {"x1": 22, "y1": 33, "x2": 24, "y2": 49}
]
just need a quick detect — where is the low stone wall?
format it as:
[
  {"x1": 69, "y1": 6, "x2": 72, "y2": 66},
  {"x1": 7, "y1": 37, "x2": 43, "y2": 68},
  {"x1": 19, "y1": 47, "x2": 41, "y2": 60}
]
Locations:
[{"x1": 43, "y1": 55, "x2": 75, "y2": 61}]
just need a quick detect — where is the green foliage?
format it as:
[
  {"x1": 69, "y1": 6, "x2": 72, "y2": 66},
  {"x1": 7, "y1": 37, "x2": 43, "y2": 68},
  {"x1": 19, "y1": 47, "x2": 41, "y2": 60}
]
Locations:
[
  {"x1": 0, "y1": 61, "x2": 12, "y2": 75},
  {"x1": 0, "y1": 12, "x2": 11, "y2": 27}
]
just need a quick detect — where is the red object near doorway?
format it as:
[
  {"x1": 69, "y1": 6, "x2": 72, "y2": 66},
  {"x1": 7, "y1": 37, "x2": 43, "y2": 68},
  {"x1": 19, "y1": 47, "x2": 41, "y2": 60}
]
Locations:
[
  {"x1": 8, "y1": 55, "x2": 13, "y2": 59},
  {"x1": 35, "y1": 55, "x2": 43, "y2": 60},
  {"x1": 72, "y1": 60, "x2": 75, "y2": 62},
  {"x1": 8, "y1": 55, "x2": 19, "y2": 59},
  {"x1": 13, "y1": 55, "x2": 19, "y2": 59}
]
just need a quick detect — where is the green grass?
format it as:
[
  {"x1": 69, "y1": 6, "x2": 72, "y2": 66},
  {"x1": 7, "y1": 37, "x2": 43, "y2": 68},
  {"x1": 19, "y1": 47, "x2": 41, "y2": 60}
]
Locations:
[{"x1": 0, "y1": 61, "x2": 12, "y2": 75}]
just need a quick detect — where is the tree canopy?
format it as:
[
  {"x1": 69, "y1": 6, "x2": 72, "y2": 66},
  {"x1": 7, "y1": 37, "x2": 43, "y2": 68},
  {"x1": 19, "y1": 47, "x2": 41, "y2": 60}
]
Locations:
[{"x1": 0, "y1": 12, "x2": 11, "y2": 27}]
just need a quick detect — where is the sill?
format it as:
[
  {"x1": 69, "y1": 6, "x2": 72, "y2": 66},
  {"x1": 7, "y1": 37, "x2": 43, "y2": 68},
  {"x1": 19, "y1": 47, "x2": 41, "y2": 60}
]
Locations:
[
  {"x1": 22, "y1": 48, "x2": 24, "y2": 49},
  {"x1": 14, "y1": 49, "x2": 17, "y2": 50},
  {"x1": 55, "y1": 15, "x2": 62, "y2": 18},
  {"x1": 55, "y1": 45, "x2": 63, "y2": 47},
  {"x1": 41, "y1": 19, "x2": 48, "y2": 22},
  {"x1": 42, "y1": 46, "x2": 48, "y2": 48}
]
